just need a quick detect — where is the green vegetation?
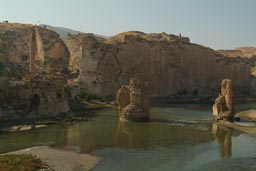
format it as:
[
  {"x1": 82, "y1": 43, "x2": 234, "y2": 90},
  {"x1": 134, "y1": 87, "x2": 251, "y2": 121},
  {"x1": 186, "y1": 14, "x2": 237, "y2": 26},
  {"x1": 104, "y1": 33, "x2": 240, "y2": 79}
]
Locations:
[
  {"x1": 77, "y1": 89, "x2": 104, "y2": 101},
  {"x1": 70, "y1": 89, "x2": 114, "y2": 112},
  {"x1": 0, "y1": 154, "x2": 50, "y2": 171},
  {"x1": 0, "y1": 61, "x2": 23, "y2": 79},
  {"x1": 1, "y1": 20, "x2": 8, "y2": 24}
]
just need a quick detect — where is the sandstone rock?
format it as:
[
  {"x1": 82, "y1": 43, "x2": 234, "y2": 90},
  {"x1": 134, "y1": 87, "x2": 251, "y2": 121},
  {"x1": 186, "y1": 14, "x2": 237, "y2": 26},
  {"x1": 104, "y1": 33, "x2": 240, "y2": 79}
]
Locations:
[
  {"x1": 0, "y1": 23, "x2": 71, "y2": 118},
  {"x1": 213, "y1": 79, "x2": 234, "y2": 121},
  {"x1": 116, "y1": 78, "x2": 151, "y2": 121},
  {"x1": 9, "y1": 125, "x2": 22, "y2": 132},
  {"x1": 19, "y1": 125, "x2": 33, "y2": 131},
  {"x1": 65, "y1": 31, "x2": 256, "y2": 98},
  {"x1": 34, "y1": 125, "x2": 48, "y2": 129},
  {"x1": 1, "y1": 79, "x2": 70, "y2": 117},
  {"x1": 64, "y1": 34, "x2": 88, "y2": 73},
  {"x1": 218, "y1": 47, "x2": 256, "y2": 58},
  {"x1": 235, "y1": 109, "x2": 256, "y2": 122},
  {"x1": 0, "y1": 23, "x2": 70, "y2": 76}
]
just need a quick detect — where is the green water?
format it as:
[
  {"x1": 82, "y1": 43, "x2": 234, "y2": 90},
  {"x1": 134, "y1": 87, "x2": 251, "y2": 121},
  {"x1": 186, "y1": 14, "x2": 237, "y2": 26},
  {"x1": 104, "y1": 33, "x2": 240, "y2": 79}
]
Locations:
[{"x1": 0, "y1": 104, "x2": 256, "y2": 171}]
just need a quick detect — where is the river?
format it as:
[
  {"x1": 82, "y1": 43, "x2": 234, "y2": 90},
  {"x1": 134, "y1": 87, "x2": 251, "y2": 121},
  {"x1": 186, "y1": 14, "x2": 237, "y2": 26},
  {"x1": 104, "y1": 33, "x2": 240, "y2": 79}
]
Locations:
[{"x1": 0, "y1": 103, "x2": 255, "y2": 171}]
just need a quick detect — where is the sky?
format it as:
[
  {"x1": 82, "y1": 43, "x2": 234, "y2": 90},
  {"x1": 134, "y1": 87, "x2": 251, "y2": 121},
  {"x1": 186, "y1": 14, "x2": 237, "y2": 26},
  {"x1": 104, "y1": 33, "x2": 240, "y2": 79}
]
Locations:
[{"x1": 0, "y1": 0, "x2": 256, "y2": 49}]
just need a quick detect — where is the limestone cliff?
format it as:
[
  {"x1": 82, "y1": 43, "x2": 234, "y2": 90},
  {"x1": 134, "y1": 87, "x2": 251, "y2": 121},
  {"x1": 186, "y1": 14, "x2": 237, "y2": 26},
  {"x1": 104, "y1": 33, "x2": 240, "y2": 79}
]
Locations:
[
  {"x1": 0, "y1": 23, "x2": 70, "y2": 77},
  {"x1": 64, "y1": 34, "x2": 86, "y2": 72},
  {"x1": 64, "y1": 33, "x2": 105, "y2": 73},
  {"x1": 218, "y1": 47, "x2": 256, "y2": 58},
  {"x1": 65, "y1": 31, "x2": 256, "y2": 98}
]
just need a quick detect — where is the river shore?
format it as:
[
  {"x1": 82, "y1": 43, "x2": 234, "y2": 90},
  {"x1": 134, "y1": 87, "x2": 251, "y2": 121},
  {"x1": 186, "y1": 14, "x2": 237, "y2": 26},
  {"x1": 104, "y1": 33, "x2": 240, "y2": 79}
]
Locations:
[
  {"x1": 2, "y1": 146, "x2": 101, "y2": 171},
  {"x1": 0, "y1": 100, "x2": 114, "y2": 134}
]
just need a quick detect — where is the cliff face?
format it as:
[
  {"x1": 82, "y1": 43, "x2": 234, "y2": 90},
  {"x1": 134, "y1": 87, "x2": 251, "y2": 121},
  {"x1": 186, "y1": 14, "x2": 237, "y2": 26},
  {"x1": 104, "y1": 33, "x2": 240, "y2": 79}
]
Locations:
[
  {"x1": 218, "y1": 47, "x2": 256, "y2": 58},
  {"x1": 66, "y1": 31, "x2": 256, "y2": 98},
  {"x1": 64, "y1": 33, "x2": 105, "y2": 73},
  {"x1": 64, "y1": 34, "x2": 86, "y2": 72},
  {"x1": 0, "y1": 23, "x2": 70, "y2": 76}
]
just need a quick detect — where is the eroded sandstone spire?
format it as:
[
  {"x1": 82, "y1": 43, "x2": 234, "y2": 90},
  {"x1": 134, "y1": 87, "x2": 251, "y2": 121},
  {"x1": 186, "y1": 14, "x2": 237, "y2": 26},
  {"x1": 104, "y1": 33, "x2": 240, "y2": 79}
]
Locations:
[
  {"x1": 116, "y1": 78, "x2": 151, "y2": 121},
  {"x1": 213, "y1": 79, "x2": 235, "y2": 121}
]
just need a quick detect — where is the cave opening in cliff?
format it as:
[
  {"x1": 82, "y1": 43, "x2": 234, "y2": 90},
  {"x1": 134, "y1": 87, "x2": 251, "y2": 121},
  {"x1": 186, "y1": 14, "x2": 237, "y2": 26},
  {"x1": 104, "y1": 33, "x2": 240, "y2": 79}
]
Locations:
[
  {"x1": 30, "y1": 94, "x2": 40, "y2": 114},
  {"x1": 57, "y1": 91, "x2": 62, "y2": 100}
]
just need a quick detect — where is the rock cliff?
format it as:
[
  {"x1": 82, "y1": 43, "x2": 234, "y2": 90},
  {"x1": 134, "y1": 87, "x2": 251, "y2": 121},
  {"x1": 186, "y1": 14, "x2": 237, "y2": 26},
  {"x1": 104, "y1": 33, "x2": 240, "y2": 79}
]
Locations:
[
  {"x1": 218, "y1": 47, "x2": 256, "y2": 58},
  {"x1": 65, "y1": 31, "x2": 256, "y2": 98},
  {"x1": 0, "y1": 23, "x2": 70, "y2": 77}
]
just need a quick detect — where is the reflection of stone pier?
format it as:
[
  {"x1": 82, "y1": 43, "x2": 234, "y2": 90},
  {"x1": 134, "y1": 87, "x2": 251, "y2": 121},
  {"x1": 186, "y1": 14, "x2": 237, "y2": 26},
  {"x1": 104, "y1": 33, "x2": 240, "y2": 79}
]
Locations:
[
  {"x1": 116, "y1": 121, "x2": 150, "y2": 149},
  {"x1": 212, "y1": 123, "x2": 233, "y2": 158}
]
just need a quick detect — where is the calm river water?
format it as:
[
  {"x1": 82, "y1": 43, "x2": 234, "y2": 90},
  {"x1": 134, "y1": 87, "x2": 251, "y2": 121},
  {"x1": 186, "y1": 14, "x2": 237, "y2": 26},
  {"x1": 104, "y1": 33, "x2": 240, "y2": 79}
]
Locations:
[{"x1": 0, "y1": 103, "x2": 255, "y2": 171}]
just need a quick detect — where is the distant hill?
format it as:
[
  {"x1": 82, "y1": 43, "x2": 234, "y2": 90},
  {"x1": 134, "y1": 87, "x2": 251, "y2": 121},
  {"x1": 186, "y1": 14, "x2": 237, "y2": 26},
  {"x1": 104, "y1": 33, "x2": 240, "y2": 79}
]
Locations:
[
  {"x1": 40, "y1": 24, "x2": 106, "y2": 39},
  {"x1": 40, "y1": 24, "x2": 84, "y2": 38},
  {"x1": 217, "y1": 46, "x2": 256, "y2": 58},
  {"x1": 236, "y1": 47, "x2": 256, "y2": 57}
]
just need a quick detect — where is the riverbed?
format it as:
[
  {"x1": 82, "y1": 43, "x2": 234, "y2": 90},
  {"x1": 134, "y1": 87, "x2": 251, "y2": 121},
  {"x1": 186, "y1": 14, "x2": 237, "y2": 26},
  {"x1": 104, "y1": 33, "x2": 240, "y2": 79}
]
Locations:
[{"x1": 0, "y1": 103, "x2": 255, "y2": 171}]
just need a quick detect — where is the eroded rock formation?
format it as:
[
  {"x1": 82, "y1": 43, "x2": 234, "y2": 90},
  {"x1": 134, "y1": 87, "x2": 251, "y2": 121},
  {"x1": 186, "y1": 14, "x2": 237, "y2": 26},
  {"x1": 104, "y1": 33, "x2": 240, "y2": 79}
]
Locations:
[
  {"x1": 0, "y1": 23, "x2": 70, "y2": 76},
  {"x1": 64, "y1": 33, "x2": 90, "y2": 73},
  {"x1": 213, "y1": 79, "x2": 234, "y2": 121},
  {"x1": 65, "y1": 31, "x2": 256, "y2": 98},
  {"x1": 0, "y1": 80, "x2": 70, "y2": 117},
  {"x1": 116, "y1": 78, "x2": 151, "y2": 121},
  {"x1": 0, "y1": 23, "x2": 70, "y2": 117}
]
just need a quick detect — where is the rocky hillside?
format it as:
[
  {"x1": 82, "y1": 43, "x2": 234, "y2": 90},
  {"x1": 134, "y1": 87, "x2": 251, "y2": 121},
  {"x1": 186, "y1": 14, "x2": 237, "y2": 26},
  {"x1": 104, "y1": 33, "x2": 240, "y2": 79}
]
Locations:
[
  {"x1": 40, "y1": 24, "x2": 84, "y2": 39},
  {"x1": 218, "y1": 47, "x2": 256, "y2": 58},
  {"x1": 65, "y1": 31, "x2": 256, "y2": 98},
  {"x1": 0, "y1": 23, "x2": 70, "y2": 77}
]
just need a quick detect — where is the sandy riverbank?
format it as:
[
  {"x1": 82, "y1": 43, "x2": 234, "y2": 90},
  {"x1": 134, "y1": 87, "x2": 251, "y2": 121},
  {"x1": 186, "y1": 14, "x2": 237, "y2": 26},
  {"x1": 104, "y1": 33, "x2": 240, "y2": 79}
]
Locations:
[
  {"x1": 235, "y1": 109, "x2": 256, "y2": 121},
  {"x1": 3, "y1": 146, "x2": 101, "y2": 171}
]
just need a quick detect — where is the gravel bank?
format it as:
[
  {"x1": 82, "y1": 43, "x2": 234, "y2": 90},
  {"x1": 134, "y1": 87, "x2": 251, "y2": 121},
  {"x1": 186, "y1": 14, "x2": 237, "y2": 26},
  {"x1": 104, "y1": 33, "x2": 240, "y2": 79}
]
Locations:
[{"x1": 3, "y1": 146, "x2": 101, "y2": 171}]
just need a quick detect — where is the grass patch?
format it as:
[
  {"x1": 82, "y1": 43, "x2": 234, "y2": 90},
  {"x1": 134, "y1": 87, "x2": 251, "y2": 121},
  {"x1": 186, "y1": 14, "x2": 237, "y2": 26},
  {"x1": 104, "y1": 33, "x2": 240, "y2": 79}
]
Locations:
[
  {"x1": 0, "y1": 154, "x2": 50, "y2": 171},
  {"x1": 76, "y1": 89, "x2": 104, "y2": 101}
]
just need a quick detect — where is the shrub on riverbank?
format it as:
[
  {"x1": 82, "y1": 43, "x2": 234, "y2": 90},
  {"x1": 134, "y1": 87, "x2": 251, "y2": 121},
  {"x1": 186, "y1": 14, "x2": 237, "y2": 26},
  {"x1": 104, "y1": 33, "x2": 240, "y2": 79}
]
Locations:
[
  {"x1": 76, "y1": 89, "x2": 105, "y2": 101},
  {"x1": 0, "y1": 154, "x2": 52, "y2": 171}
]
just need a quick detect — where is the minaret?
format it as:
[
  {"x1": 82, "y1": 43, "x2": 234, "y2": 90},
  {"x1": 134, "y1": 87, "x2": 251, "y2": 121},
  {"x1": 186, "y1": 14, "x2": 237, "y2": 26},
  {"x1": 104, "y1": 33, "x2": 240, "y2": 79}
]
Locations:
[{"x1": 30, "y1": 29, "x2": 36, "y2": 76}]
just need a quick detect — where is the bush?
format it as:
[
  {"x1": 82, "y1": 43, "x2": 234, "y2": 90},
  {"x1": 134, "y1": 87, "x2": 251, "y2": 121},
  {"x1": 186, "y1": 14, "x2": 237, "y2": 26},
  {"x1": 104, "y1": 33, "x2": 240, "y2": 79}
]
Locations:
[
  {"x1": 77, "y1": 89, "x2": 104, "y2": 101},
  {"x1": 0, "y1": 154, "x2": 49, "y2": 171}
]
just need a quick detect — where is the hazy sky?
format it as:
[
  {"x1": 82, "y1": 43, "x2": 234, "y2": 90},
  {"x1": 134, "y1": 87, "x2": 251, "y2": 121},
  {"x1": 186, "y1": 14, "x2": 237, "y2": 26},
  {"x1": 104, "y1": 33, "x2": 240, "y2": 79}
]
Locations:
[{"x1": 1, "y1": 0, "x2": 256, "y2": 49}]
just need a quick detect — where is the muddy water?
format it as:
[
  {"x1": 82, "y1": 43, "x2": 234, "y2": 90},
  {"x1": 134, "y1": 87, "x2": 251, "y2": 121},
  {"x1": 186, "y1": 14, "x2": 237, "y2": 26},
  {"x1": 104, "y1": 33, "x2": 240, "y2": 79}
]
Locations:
[{"x1": 0, "y1": 104, "x2": 255, "y2": 171}]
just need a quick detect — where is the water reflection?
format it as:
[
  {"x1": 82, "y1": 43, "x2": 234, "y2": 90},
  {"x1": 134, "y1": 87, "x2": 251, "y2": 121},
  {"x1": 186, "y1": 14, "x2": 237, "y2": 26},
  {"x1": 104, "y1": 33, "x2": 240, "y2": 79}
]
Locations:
[
  {"x1": 64, "y1": 119, "x2": 118, "y2": 152},
  {"x1": 0, "y1": 105, "x2": 255, "y2": 171},
  {"x1": 62, "y1": 115, "x2": 214, "y2": 153},
  {"x1": 116, "y1": 121, "x2": 150, "y2": 149},
  {"x1": 0, "y1": 125, "x2": 68, "y2": 153},
  {"x1": 212, "y1": 123, "x2": 233, "y2": 158}
]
